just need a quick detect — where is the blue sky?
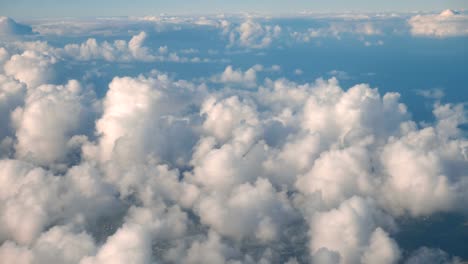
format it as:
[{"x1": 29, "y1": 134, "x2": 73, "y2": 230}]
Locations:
[{"x1": 1, "y1": 0, "x2": 468, "y2": 17}]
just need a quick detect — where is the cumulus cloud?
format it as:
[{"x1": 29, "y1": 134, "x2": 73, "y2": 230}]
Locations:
[
  {"x1": 1, "y1": 69, "x2": 467, "y2": 263},
  {"x1": 415, "y1": 88, "x2": 445, "y2": 100},
  {"x1": 361, "y1": 228, "x2": 401, "y2": 264},
  {"x1": 0, "y1": 17, "x2": 33, "y2": 37},
  {"x1": 0, "y1": 226, "x2": 96, "y2": 264},
  {"x1": 379, "y1": 103, "x2": 468, "y2": 216},
  {"x1": 0, "y1": 75, "x2": 25, "y2": 142},
  {"x1": 409, "y1": 9, "x2": 468, "y2": 37},
  {"x1": 291, "y1": 19, "x2": 384, "y2": 43},
  {"x1": 12, "y1": 80, "x2": 96, "y2": 168},
  {"x1": 308, "y1": 197, "x2": 398, "y2": 264},
  {"x1": 195, "y1": 178, "x2": 296, "y2": 241},
  {"x1": 0, "y1": 159, "x2": 119, "y2": 247},
  {"x1": 405, "y1": 247, "x2": 462, "y2": 264},
  {"x1": 63, "y1": 32, "x2": 155, "y2": 62},
  {"x1": 225, "y1": 19, "x2": 282, "y2": 48},
  {"x1": 4, "y1": 50, "x2": 57, "y2": 88},
  {"x1": 212, "y1": 65, "x2": 260, "y2": 88},
  {"x1": 0, "y1": 18, "x2": 467, "y2": 263},
  {"x1": 59, "y1": 32, "x2": 209, "y2": 63},
  {"x1": 83, "y1": 73, "x2": 200, "y2": 166}
]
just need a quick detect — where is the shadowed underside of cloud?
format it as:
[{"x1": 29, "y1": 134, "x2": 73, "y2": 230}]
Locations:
[{"x1": 0, "y1": 10, "x2": 467, "y2": 264}]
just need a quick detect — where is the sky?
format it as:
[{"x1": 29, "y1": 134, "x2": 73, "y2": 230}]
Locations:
[
  {"x1": 1, "y1": 3, "x2": 468, "y2": 264},
  {"x1": 1, "y1": 0, "x2": 468, "y2": 17}
]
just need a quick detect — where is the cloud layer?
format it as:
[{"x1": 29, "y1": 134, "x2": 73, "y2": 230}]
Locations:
[
  {"x1": 0, "y1": 12, "x2": 467, "y2": 264},
  {"x1": 409, "y1": 9, "x2": 468, "y2": 37}
]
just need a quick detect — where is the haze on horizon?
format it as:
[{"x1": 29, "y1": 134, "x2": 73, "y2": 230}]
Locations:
[{"x1": 1, "y1": 0, "x2": 468, "y2": 18}]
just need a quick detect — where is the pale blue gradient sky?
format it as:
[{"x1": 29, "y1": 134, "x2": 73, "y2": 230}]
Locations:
[{"x1": 1, "y1": 0, "x2": 467, "y2": 18}]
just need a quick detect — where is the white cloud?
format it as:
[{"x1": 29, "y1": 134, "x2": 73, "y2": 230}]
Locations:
[
  {"x1": 409, "y1": 10, "x2": 468, "y2": 37},
  {"x1": 63, "y1": 32, "x2": 155, "y2": 62},
  {"x1": 0, "y1": 25, "x2": 467, "y2": 262},
  {"x1": 196, "y1": 178, "x2": 296, "y2": 241},
  {"x1": 212, "y1": 65, "x2": 259, "y2": 88},
  {"x1": 0, "y1": 226, "x2": 97, "y2": 264},
  {"x1": 328, "y1": 70, "x2": 351, "y2": 80},
  {"x1": 4, "y1": 50, "x2": 56, "y2": 88},
  {"x1": 380, "y1": 112, "x2": 466, "y2": 216},
  {"x1": 59, "y1": 32, "x2": 209, "y2": 63},
  {"x1": 0, "y1": 17, "x2": 33, "y2": 37},
  {"x1": 405, "y1": 247, "x2": 461, "y2": 264},
  {"x1": 30, "y1": 18, "x2": 133, "y2": 36},
  {"x1": 309, "y1": 197, "x2": 397, "y2": 264},
  {"x1": 361, "y1": 228, "x2": 401, "y2": 264},
  {"x1": 80, "y1": 224, "x2": 151, "y2": 264},
  {"x1": 226, "y1": 19, "x2": 282, "y2": 48},
  {"x1": 0, "y1": 159, "x2": 119, "y2": 246},
  {"x1": 0, "y1": 47, "x2": 10, "y2": 65},
  {"x1": 0, "y1": 75, "x2": 25, "y2": 142},
  {"x1": 182, "y1": 230, "x2": 240, "y2": 264},
  {"x1": 296, "y1": 145, "x2": 378, "y2": 208},
  {"x1": 200, "y1": 95, "x2": 259, "y2": 143},
  {"x1": 12, "y1": 80, "x2": 95, "y2": 168},
  {"x1": 82, "y1": 73, "x2": 200, "y2": 166},
  {"x1": 291, "y1": 20, "x2": 383, "y2": 42},
  {"x1": 415, "y1": 88, "x2": 445, "y2": 100}
]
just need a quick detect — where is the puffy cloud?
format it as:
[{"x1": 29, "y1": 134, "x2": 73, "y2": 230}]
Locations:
[
  {"x1": 296, "y1": 145, "x2": 377, "y2": 208},
  {"x1": 188, "y1": 136, "x2": 265, "y2": 192},
  {"x1": 405, "y1": 247, "x2": 462, "y2": 264},
  {"x1": 0, "y1": 17, "x2": 33, "y2": 37},
  {"x1": 361, "y1": 228, "x2": 401, "y2": 264},
  {"x1": 200, "y1": 95, "x2": 259, "y2": 142},
  {"x1": 294, "y1": 69, "x2": 303, "y2": 75},
  {"x1": 0, "y1": 241, "x2": 33, "y2": 264},
  {"x1": 0, "y1": 75, "x2": 25, "y2": 141},
  {"x1": 2, "y1": 10, "x2": 468, "y2": 264},
  {"x1": 300, "y1": 81, "x2": 409, "y2": 144},
  {"x1": 226, "y1": 19, "x2": 282, "y2": 48},
  {"x1": 0, "y1": 27, "x2": 467, "y2": 263},
  {"x1": 312, "y1": 248, "x2": 341, "y2": 264},
  {"x1": 1, "y1": 31, "x2": 206, "y2": 64},
  {"x1": 409, "y1": 10, "x2": 468, "y2": 37},
  {"x1": 0, "y1": 159, "x2": 119, "y2": 246},
  {"x1": 379, "y1": 112, "x2": 468, "y2": 216},
  {"x1": 138, "y1": 15, "x2": 224, "y2": 28},
  {"x1": 83, "y1": 73, "x2": 200, "y2": 166},
  {"x1": 30, "y1": 17, "x2": 135, "y2": 36},
  {"x1": 63, "y1": 32, "x2": 155, "y2": 62},
  {"x1": 81, "y1": 224, "x2": 151, "y2": 264},
  {"x1": 196, "y1": 178, "x2": 296, "y2": 242},
  {"x1": 309, "y1": 196, "x2": 397, "y2": 264},
  {"x1": 291, "y1": 20, "x2": 383, "y2": 43},
  {"x1": 12, "y1": 80, "x2": 95, "y2": 167},
  {"x1": 213, "y1": 65, "x2": 259, "y2": 88},
  {"x1": 415, "y1": 88, "x2": 445, "y2": 100},
  {"x1": 0, "y1": 160, "x2": 65, "y2": 244},
  {"x1": 0, "y1": 226, "x2": 96, "y2": 264},
  {"x1": 182, "y1": 231, "x2": 240, "y2": 264},
  {"x1": 0, "y1": 47, "x2": 9, "y2": 65},
  {"x1": 4, "y1": 50, "x2": 56, "y2": 88}
]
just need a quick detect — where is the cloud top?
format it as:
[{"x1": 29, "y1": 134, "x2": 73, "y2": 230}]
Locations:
[
  {"x1": 0, "y1": 17, "x2": 33, "y2": 37},
  {"x1": 409, "y1": 10, "x2": 468, "y2": 37}
]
